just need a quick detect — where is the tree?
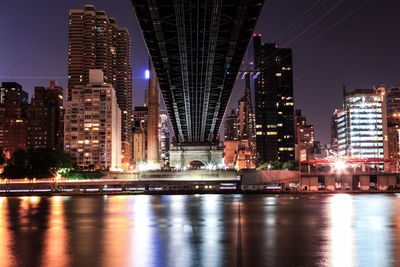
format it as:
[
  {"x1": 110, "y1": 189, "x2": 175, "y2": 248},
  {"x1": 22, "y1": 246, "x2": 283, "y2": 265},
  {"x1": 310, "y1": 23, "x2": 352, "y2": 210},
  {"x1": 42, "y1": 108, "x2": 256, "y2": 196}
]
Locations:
[
  {"x1": 3, "y1": 150, "x2": 30, "y2": 178},
  {"x1": 2, "y1": 148, "x2": 76, "y2": 179},
  {"x1": 256, "y1": 162, "x2": 269, "y2": 170},
  {"x1": 282, "y1": 161, "x2": 298, "y2": 171},
  {"x1": 256, "y1": 161, "x2": 280, "y2": 170},
  {"x1": 0, "y1": 148, "x2": 6, "y2": 166},
  {"x1": 28, "y1": 148, "x2": 57, "y2": 178},
  {"x1": 53, "y1": 148, "x2": 75, "y2": 170},
  {"x1": 257, "y1": 160, "x2": 299, "y2": 171}
]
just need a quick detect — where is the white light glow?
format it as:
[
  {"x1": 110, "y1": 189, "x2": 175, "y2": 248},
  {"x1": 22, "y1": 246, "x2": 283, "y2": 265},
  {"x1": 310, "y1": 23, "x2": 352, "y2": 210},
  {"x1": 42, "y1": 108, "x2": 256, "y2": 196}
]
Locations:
[
  {"x1": 329, "y1": 194, "x2": 355, "y2": 267},
  {"x1": 334, "y1": 160, "x2": 346, "y2": 171},
  {"x1": 145, "y1": 70, "x2": 150, "y2": 79},
  {"x1": 137, "y1": 161, "x2": 160, "y2": 172}
]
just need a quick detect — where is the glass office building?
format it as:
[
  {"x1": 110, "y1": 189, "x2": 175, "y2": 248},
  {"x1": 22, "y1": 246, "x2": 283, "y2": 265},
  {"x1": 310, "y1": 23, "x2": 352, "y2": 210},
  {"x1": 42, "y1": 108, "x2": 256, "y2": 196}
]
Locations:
[{"x1": 337, "y1": 87, "x2": 388, "y2": 159}]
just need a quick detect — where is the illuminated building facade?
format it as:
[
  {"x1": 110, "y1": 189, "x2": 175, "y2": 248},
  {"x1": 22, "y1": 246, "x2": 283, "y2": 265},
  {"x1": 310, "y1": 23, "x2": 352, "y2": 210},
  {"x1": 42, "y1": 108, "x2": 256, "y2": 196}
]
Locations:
[
  {"x1": 0, "y1": 82, "x2": 28, "y2": 105},
  {"x1": 336, "y1": 87, "x2": 388, "y2": 159},
  {"x1": 0, "y1": 90, "x2": 28, "y2": 154},
  {"x1": 386, "y1": 87, "x2": 400, "y2": 160},
  {"x1": 223, "y1": 80, "x2": 256, "y2": 169},
  {"x1": 238, "y1": 80, "x2": 255, "y2": 142},
  {"x1": 133, "y1": 122, "x2": 146, "y2": 163},
  {"x1": 132, "y1": 107, "x2": 170, "y2": 167},
  {"x1": 331, "y1": 110, "x2": 339, "y2": 153},
  {"x1": 146, "y1": 62, "x2": 159, "y2": 163},
  {"x1": 27, "y1": 81, "x2": 64, "y2": 149},
  {"x1": 68, "y1": 5, "x2": 132, "y2": 164},
  {"x1": 64, "y1": 70, "x2": 121, "y2": 170},
  {"x1": 224, "y1": 140, "x2": 240, "y2": 167},
  {"x1": 159, "y1": 110, "x2": 170, "y2": 168},
  {"x1": 224, "y1": 109, "x2": 239, "y2": 141},
  {"x1": 235, "y1": 143, "x2": 256, "y2": 170},
  {"x1": 295, "y1": 109, "x2": 315, "y2": 160},
  {"x1": 253, "y1": 35, "x2": 295, "y2": 163}
]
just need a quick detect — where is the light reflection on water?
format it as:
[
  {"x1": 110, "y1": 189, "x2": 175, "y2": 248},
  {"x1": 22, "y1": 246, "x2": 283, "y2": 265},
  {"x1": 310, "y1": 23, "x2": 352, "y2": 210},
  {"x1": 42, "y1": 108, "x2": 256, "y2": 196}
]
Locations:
[
  {"x1": 201, "y1": 194, "x2": 222, "y2": 267},
  {"x1": 42, "y1": 196, "x2": 69, "y2": 267},
  {"x1": 354, "y1": 195, "x2": 393, "y2": 267},
  {"x1": 0, "y1": 197, "x2": 14, "y2": 267},
  {"x1": 0, "y1": 194, "x2": 399, "y2": 266},
  {"x1": 329, "y1": 194, "x2": 355, "y2": 267}
]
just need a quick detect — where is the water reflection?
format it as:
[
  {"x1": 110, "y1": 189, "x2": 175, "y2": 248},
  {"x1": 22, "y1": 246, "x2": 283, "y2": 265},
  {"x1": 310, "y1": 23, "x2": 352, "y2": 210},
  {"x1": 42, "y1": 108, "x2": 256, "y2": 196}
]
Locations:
[
  {"x1": 103, "y1": 195, "x2": 132, "y2": 266},
  {"x1": 354, "y1": 195, "x2": 393, "y2": 267},
  {"x1": 329, "y1": 194, "x2": 355, "y2": 267},
  {"x1": 64, "y1": 197, "x2": 105, "y2": 266},
  {"x1": 12, "y1": 197, "x2": 50, "y2": 265},
  {"x1": 130, "y1": 195, "x2": 157, "y2": 267},
  {"x1": 166, "y1": 195, "x2": 192, "y2": 266},
  {"x1": 393, "y1": 198, "x2": 400, "y2": 264},
  {"x1": 264, "y1": 196, "x2": 277, "y2": 265},
  {"x1": 200, "y1": 194, "x2": 222, "y2": 267},
  {"x1": 0, "y1": 194, "x2": 399, "y2": 266},
  {"x1": 42, "y1": 196, "x2": 69, "y2": 267},
  {"x1": 0, "y1": 197, "x2": 14, "y2": 267}
]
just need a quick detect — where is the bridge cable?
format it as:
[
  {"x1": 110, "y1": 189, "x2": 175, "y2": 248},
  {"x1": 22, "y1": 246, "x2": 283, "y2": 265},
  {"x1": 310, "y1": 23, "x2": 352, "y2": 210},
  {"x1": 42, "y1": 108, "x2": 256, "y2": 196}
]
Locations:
[
  {"x1": 282, "y1": 0, "x2": 347, "y2": 47},
  {"x1": 274, "y1": 0, "x2": 330, "y2": 43},
  {"x1": 294, "y1": 0, "x2": 374, "y2": 53}
]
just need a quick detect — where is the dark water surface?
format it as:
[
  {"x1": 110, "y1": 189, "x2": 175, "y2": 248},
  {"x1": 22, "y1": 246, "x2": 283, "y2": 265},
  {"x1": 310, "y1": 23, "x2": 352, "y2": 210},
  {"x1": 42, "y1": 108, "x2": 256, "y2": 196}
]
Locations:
[{"x1": 0, "y1": 194, "x2": 399, "y2": 267}]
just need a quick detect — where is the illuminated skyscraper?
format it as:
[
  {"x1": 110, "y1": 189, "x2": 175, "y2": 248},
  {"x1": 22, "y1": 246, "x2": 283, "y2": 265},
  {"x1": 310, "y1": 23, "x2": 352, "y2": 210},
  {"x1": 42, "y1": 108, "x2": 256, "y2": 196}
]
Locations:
[
  {"x1": 224, "y1": 109, "x2": 238, "y2": 141},
  {"x1": 68, "y1": 5, "x2": 132, "y2": 164},
  {"x1": 253, "y1": 35, "x2": 295, "y2": 163},
  {"x1": 159, "y1": 110, "x2": 170, "y2": 168},
  {"x1": 336, "y1": 87, "x2": 388, "y2": 159}
]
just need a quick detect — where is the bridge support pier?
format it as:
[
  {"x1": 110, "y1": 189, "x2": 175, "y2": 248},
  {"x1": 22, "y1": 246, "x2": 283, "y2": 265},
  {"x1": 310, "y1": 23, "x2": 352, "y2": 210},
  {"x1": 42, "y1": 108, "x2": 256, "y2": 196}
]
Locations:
[{"x1": 169, "y1": 144, "x2": 223, "y2": 168}]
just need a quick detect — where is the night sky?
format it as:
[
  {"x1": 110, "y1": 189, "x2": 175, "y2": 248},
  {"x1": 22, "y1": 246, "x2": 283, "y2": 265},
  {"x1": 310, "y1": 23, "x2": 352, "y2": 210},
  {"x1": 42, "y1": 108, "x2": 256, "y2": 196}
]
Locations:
[{"x1": 1, "y1": 0, "x2": 399, "y2": 145}]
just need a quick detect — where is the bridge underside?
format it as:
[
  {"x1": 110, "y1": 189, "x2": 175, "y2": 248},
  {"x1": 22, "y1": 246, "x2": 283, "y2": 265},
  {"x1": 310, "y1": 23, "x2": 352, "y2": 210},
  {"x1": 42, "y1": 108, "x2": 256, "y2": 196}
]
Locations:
[
  {"x1": 132, "y1": 0, "x2": 264, "y2": 144},
  {"x1": 169, "y1": 144, "x2": 223, "y2": 168}
]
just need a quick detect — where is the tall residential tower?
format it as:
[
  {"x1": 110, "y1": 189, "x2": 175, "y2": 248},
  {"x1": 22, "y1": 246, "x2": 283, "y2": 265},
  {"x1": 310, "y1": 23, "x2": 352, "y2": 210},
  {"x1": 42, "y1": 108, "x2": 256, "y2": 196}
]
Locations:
[
  {"x1": 64, "y1": 70, "x2": 121, "y2": 170},
  {"x1": 253, "y1": 35, "x2": 295, "y2": 163},
  {"x1": 68, "y1": 5, "x2": 132, "y2": 165}
]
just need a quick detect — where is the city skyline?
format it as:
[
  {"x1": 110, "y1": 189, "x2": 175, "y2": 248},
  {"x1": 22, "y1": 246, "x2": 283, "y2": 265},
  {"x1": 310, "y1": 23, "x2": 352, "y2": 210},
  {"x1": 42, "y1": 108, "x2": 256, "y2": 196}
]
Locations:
[
  {"x1": 1, "y1": 1, "x2": 400, "y2": 266},
  {"x1": 1, "y1": 0, "x2": 400, "y2": 145}
]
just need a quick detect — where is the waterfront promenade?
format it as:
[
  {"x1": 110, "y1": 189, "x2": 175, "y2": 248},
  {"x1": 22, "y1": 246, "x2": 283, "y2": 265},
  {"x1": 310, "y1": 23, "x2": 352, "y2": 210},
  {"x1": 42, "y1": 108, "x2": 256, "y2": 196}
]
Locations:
[{"x1": 2, "y1": 169, "x2": 400, "y2": 196}]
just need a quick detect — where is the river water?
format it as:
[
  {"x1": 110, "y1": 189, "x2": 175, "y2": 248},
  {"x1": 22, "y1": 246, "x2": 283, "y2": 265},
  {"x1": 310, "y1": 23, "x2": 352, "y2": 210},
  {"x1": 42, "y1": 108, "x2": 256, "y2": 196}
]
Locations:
[{"x1": 0, "y1": 193, "x2": 399, "y2": 267}]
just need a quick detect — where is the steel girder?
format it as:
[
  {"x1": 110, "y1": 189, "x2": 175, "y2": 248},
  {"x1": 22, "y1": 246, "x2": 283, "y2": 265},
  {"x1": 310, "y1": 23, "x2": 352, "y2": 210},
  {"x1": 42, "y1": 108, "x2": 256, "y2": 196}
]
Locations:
[{"x1": 132, "y1": 0, "x2": 265, "y2": 144}]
